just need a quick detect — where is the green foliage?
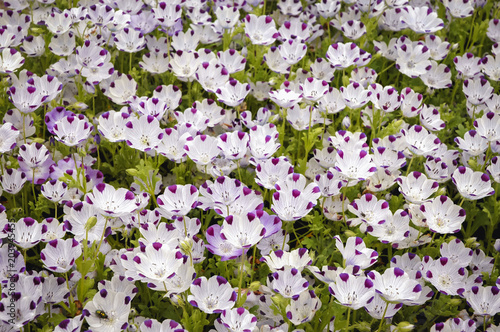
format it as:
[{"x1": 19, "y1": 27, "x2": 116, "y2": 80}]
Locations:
[
  {"x1": 126, "y1": 158, "x2": 163, "y2": 203},
  {"x1": 6, "y1": 0, "x2": 500, "y2": 331},
  {"x1": 99, "y1": 143, "x2": 142, "y2": 185},
  {"x1": 29, "y1": 193, "x2": 52, "y2": 220},
  {"x1": 181, "y1": 307, "x2": 210, "y2": 332}
]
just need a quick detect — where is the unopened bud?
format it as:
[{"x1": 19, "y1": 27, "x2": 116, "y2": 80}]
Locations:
[
  {"x1": 271, "y1": 294, "x2": 288, "y2": 308},
  {"x1": 435, "y1": 187, "x2": 447, "y2": 197},
  {"x1": 342, "y1": 116, "x2": 351, "y2": 129},
  {"x1": 32, "y1": 137, "x2": 45, "y2": 144},
  {"x1": 179, "y1": 238, "x2": 193, "y2": 255},
  {"x1": 175, "y1": 294, "x2": 184, "y2": 307},
  {"x1": 468, "y1": 158, "x2": 479, "y2": 171},
  {"x1": 394, "y1": 321, "x2": 414, "y2": 331},
  {"x1": 494, "y1": 239, "x2": 500, "y2": 252},
  {"x1": 126, "y1": 168, "x2": 139, "y2": 177},
  {"x1": 342, "y1": 75, "x2": 350, "y2": 87},
  {"x1": 249, "y1": 281, "x2": 261, "y2": 292},
  {"x1": 85, "y1": 216, "x2": 98, "y2": 232},
  {"x1": 30, "y1": 27, "x2": 45, "y2": 34},
  {"x1": 344, "y1": 230, "x2": 357, "y2": 238},
  {"x1": 73, "y1": 102, "x2": 88, "y2": 110},
  {"x1": 465, "y1": 237, "x2": 479, "y2": 248}
]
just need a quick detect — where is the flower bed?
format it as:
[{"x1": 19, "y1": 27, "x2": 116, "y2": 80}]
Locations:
[{"x1": 0, "y1": 0, "x2": 500, "y2": 331}]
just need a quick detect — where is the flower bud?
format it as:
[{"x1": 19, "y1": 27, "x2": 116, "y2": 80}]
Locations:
[
  {"x1": 465, "y1": 237, "x2": 479, "y2": 248},
  {"x1": 467, "y1": 158, "x2": 479, "y2": 171},
  {"x1": 85, "y1": 216, "x2": 98, "y2": 232},
  {"x1": 126, "y1": 168, "x2": 139, "y2": 177},
  {"x1": 344, "y1": 230, "x2": 357, "y2": 238},
  {"x1": 394, "y1": 321, "x2": 414, "y2": 331},
  {"x1": 435, "y1": 187, "x2": 447, "y2": 197},
  {"x1": 449, "y1": 298, "x2": 462, "y2": 306},
  {"x1": 32, "y1": 137, "x2": 45, "y2": 144},
  {"x1": 72, "y1": 102, "x2": 89, "y2": 110},
  {"x1": 249, "y1": 281, "x2": 261, "y2": 292},
  {"x1": 30, "y1": 27, "x2": 45, "y2": 34},
  {"x1": 174, "y1": 294, "x2": 184, "y2": 307},
  {"x1": 270, "y1": 293, "x2": 288, "y2": 308},
  {"x1": 342, "y1": 116, "x2": 351, "y2": 129},
  {"x1": 179, "y1": 238, "x2": 193, "y2": 256},
  {"x1": 494, "y1": 239, "x2": 500, "y2": 252}
]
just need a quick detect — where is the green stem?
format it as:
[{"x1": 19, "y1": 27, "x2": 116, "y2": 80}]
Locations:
[
  {"x1": 405, "y1": 156, "x2": 415, "y2": 176},
  {"x1": 327, "y1": 19, "x2": 331, "y2": 42},
  {"x1": 129, "y1": 52, "x2": 133, "y2": 74},
  {"x1": 321, "y1": 111, "x2": 327, "y2": 143},
  {"x1": 80, "y1": 152, "x2": 87, "y2": 194},
  {"x1": 377, "y1": 301, "x2": 390, "y2": 332},
  {"x1": 31, "y1": 169, "x2": 36, "y2": 207},
  {"x1": 464, "y1": 200, "x2": 477, "y2": 238},
  {"x1": 346, "y1": 307, "x2": 351, "y2": 330},
  {"x1": 95, "y1": 217, "x2": 109, "y2": 260},
  {"x1": 163, "y1": 281, "x2": 168, "y2": 293},
  {"x1": 292, "y1": 224, "x2": 301, "y2": 247},
  {"x1": 22, "y1": 187, "x2": 27, "y2": 217},
  {"x1": 183, "y1": 216, "x2": 193, "y2": 266},
  {"x1": 449, "y1": 79, "x2": 462, "y2": 107},
  {"x1": 12, "y1": 193, "x2": 17, "y2": 214},
  {"x1": 22, "y1": 113, "x2": 27, "y2": 144},
  {"x1": 341, "y1": 186, "x2": 348, "y2": 222},
  {"x1": 65, "y1": 272, "x2": 75, "y2": 314},
  {"x1": 120, "y1": 51, "x2": 124, "y2": 73},
  {"x1": 282, "y1": 227, "x2": 288, "y2": 250},
  {"x1": 223, "y1": 30, "x2": 230, "y2": 50},
  {"x1": 281, "y1": 107, "x2": 286, "y2": 154},
  {"x1": 251, "y1": 245, "x2": 257, "y2": 281},
  {"x1": 236, "y1": 160, "x2": 242, "y2": 182},
  {"x1": 23, "y1": 249, "x2": 27, "y2": 267},
  {"x1": 294, "y1": 129, "x2": 300, "y2": 165},
  {"x1": 459, "y1": 197, "x2": 465, "y2": 207},
  {"x1": 97, "y1": 143, "x2": 101, "y2": 171},
  {"x1": 188, "y1": 80, "x2": 193, "y2": 105},
  {"x1": 71, "y1": 150, "x2": 82, "y2": 193},
  {"x1": 376, "y1": 110, "x2": 384, "y2": 140},
  {"x1": 427, "y1": 232, "x2": 437, "y2": 248},
  {"x1": 466, "y1": 11, "x2": 477, "y2": 52},
  {"x1": 42, "y1": 105, "x2": 47, "y2": 140},
  {"x1": 483, "y1": 142, "x2": 492, "y2": 172},
  {"x1": 377, "y1": 61, "x2": 395, "y2": 77}
]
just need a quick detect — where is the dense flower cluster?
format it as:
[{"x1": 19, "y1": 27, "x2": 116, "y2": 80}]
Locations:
[{"x1": 0, "y1": 0, "x2": 499, "y2": 331}]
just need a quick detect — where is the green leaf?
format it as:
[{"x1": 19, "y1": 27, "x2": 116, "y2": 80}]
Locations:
[
  {"x1": 377, "y1": 119, "x2": 403, "y2": 138},
  {"x1": 389, "y1": 194, "x2": 404, "y2": 212},
  {"x1": 342, "y1": 75, "x2": 350, "y2": 87},
  {"x1": 76, "y1": 275, "x2": 95, "y2": 304},
  {"x1": 454, "y1": 123, "x2": 468, "y2": 138},
  {"x1": 182, "y1": 309, "x2": 209, "y2": 332},
  {"x1": 126, "y1": 168, "x2": 139, "y2": 177}
]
